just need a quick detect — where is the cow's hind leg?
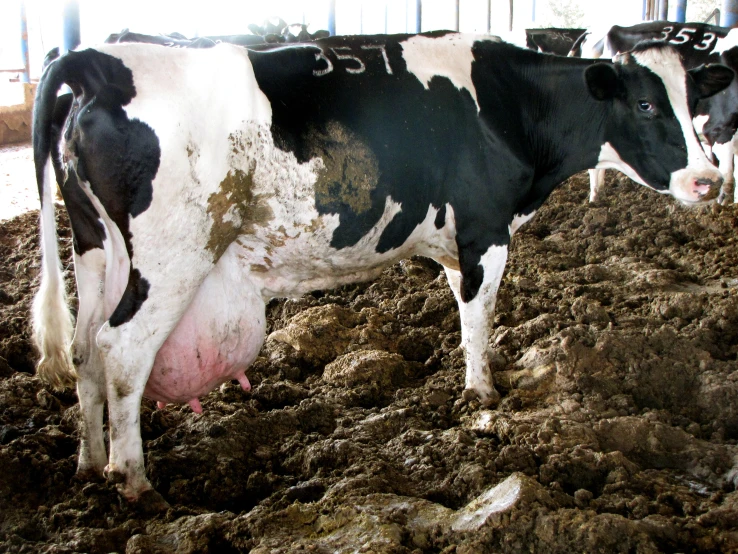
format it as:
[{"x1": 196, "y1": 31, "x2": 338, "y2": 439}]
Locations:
[
  {"x1": 443, "y1": 243, "x2": 508, "y2": 406},
  {"x1": 96, "y1": 260, "x2": 218, "y2": 508},
  {"x1": 72, "y1": 248, "x2": 108, "y2": 478},
  {"x1": 58, "y1": 173, "x2": 110, "y2": 479}
]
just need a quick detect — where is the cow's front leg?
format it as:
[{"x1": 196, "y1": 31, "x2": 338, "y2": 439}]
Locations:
[
  {"x1": 712, "y1": 141, "x2": 736, "y2": 205},
  {"x1": 444, "y1": 243, "x2": 509, "y2": 406},
  {"x1": 588, "y1": 168, "x2": 606, "y2": 202}
]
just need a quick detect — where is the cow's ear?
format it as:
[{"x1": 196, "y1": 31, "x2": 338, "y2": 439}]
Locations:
[
  {"x1": 688, "y1": 64, "x2": 735, "y2": 99},
  {"x1": 585, "y1": 62, "x2": 618, "y2": 101}
]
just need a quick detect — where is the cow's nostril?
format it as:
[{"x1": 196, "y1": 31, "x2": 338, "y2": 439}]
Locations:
[{"x1": 694, "y1": 178, "x2": 720, "y2": 199}]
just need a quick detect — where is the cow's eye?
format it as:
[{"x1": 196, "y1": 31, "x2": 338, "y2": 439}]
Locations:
[{"x1": 638, "y1": 100, "x2": 654, "y2": 113}]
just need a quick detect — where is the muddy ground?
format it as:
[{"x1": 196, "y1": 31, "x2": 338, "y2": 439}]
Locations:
[{"x1": 2, "y1": 171, "x2": 738, "y2": 553}]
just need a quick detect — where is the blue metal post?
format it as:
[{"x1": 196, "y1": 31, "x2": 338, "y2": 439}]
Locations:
[
  {"x1": 722, "y1": 0, "x2": 738, "y2": 27},
  {"x1": 455, "y1": 0, "x2": 460, "y2": 31},
  {"x1": 675, "y1": 0, "x2": 687, "y2": 22},
  {"x1": 62, "y1": 0, "x2": 81, "y2": 53},
  {"x1": 659, "y1": 0, "x2": 668, "y2": 20},
  {"x1": 416, "y1": 0, "x2": 422, "y2": 33},
  {"x1": 20, "y1": 1, "x2": 30, "y2": 83},
  {"x1": 532, "y1": 0, "x2": 536, "y2": 22},
  {"x1": 327, "y1": 0, "x2": 336, "y2": 36}
]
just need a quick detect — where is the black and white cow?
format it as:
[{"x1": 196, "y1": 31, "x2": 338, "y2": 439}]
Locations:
[
  {"x1": 525, "y1": 27, "x2": 586, "y2": 55},
  {"x1": 104, "y1": 29, "x2": 269, "y2": 48},
  {"x1": 578, "y1": 21, "x2": 738, "y2": 203},
  {"x1": 33, "y1": 33, "x2": 731, "y2": 507}
]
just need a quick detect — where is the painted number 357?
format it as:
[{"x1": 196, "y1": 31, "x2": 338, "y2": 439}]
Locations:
[
  {"x1": 313, "y1": 45, "x2": 393, "y2": 77},
  {"x1": 656, "y1": 26, "x2": 717, "y2": 50}
]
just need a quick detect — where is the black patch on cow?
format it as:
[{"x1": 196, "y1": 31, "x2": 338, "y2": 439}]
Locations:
[
  {"x1": 35, "y1": 48, "x2": 160, "y2": 323},
  {"x1": 109, "y1": 269, "x2": 150, "y2": 327},
  {"x1": 47, "y1": 93, "x2": 106, "y2": 255},
  {"x1": 60, "y1": 168, "x2": 107, "y2": 255},
  {"x1": 607, "y1": 59, "x2": 686, "y2": 189},
  {"x1": 248, "y1": 33, "x2": 497, "y2": 259},
  {"x1": 247, "y1": 35, "x2": 712, "y2": 301}
]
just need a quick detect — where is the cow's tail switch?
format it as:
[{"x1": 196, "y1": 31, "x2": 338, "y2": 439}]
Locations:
[{"x1": 31, "y1": 56, "x2": 76, "y2": 389}]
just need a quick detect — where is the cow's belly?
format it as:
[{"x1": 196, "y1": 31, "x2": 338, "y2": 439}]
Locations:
[
  {"x1": 144, "y1": 255, "x2": 266, "y2": 404},
  {"x1": 241, "y1": 199, "x2": 460, "y2": 299}
]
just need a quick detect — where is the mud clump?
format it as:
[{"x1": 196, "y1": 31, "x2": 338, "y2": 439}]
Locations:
[{"x1": 3, "y1": 171, "x2": 738, "y2": 552}]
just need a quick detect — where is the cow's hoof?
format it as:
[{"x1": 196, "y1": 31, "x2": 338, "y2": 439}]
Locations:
[
  {"x1": 74, "y1": 467, "x2": 105, "y2": 482},
  {"x1": 104, "y1": 465, "x2": 126, "y2": 484},
  {"x1": 462, "y1": 386, "x2": 501, "y2": 407},
  {"x1": 130, "y1": 488, "x2": 170, "y2": 514}
]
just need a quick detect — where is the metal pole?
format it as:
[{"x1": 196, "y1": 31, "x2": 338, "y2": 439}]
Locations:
[
  {"x1": 416, "y1": 0, "x2": 422, "y2": 33},
  {"x1": 509, "y1": 0, "x2": 514, "y2": 31},
  {"x1": 455, "y1": 0, "x2": 460, "y2": 31},
  {"x1": 62, "y1": 0, "x2": 81, "y2": 53},
  {"x1": 675, "y1": 0, "x2": 687, "y2": 22},
  {"x1": 532, "y1": 0, "x2": 536, "y2": 22},
  {"x1": 659, "y1": 0, "x2": 669, "y2": 20},
  {"x1": 722, "y1": 0, "x2": 738, "y2": 27},
  {"x1": 328, "y1": 0, "x2": 336, "y2": 36},
  {"x1": 20, "y1": 1, "x2": 30, "y2": 83},
  {"x1": 487, "y1": 0, "x2": 491, "y2": 33}
]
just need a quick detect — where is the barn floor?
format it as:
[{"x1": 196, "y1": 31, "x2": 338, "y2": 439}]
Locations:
[
  {"x1": 0, "y1": 142, "x2": 37, "y2": 222},
  {"x1": 2, "y1": 170, "x2": 738, "y2": 552}
]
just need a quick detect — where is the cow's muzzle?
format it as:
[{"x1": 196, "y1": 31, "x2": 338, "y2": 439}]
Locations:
[
  {"x1": 694, "y1": 177, "x2": 721, "y2": 201},
  {"x1": 669, "y1": 167, "x2": 723, "y2": 204}
]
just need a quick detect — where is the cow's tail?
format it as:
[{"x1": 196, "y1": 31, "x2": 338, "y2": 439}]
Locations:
[{"x1": 31, "y1": 55, "x2": 76, "y2": 389}]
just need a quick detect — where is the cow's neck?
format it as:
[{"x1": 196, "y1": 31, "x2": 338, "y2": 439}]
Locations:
[
  {"x1": 523, "y1": 57, "x2": 611, "y2": 194},
  {"x1": 479, "y1": 49, "x2": 611, "y2": 208}
]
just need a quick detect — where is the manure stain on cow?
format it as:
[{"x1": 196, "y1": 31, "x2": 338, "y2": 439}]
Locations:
[
  {"x1": 114, "y1": 379, "x2": 133, "y2": 399},
  {"x1": 310, "y1": 121, "x2": 379, "y2": 216},
  {"x1": 206, "y1": 165, "x2": 274, "y2": 262}
]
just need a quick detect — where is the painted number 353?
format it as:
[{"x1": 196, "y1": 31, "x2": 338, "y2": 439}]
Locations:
[
  {"x1": 657, "y1": 26, "x2": 717, "y2": 50},
  {"x1": 313, "y1": 45, "x2": 393, "y2": 77}
]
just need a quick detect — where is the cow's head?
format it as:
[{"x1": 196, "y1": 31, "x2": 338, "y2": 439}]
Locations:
[
  {"x1": 587, "y1": 42, "x2": 733, "y2": 204},
  {"x1": 696, "y1": 48, "x2": 738, "y2": 147}
]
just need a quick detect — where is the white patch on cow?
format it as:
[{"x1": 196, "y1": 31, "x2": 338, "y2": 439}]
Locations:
[
  {"x1": 712, "y1": 139, "x2": 738, "y2": 203},
  {"x1": 630, "y1": 47, "x2": 723, "y2": 203},
  {"x1": 509, "y1": 212, "x2": 536, "y2": 236},
  {"x1": 693, "y1": 114, "x2": 709, "y2": 137},
  {"x1": 400, "y1": 33, "x2": 497, "y2": 111},
  {"x1": 714, "y1": 28, "x2": 738, "y2": 55},
  {"x1": 72, "y1": 248, "x2": 108, "y2": 476},
  {"x1": 240, "y1": 194, "x2": 460, "y2": 299}
]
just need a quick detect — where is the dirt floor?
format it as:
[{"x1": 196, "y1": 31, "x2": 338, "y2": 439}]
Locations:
[
  {"x1": 0, "y1": 142, "x2": 36, "y2": 222},
  {"x1": 2, "y1": 170, "x2": 738, "y2": 553}
]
